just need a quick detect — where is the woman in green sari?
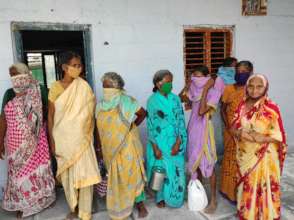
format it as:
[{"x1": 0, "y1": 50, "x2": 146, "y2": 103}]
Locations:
[{"x1": 146, "y1": 70, "x2": 187, "y2": 208}]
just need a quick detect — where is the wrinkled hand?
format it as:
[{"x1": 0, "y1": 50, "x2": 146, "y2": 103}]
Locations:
[
  {"x1": 154, "y1": 148, "x2": 162, "y2": 159},
  {"x1": 230, "y1": 128, "x2": 240, "y2": 139},
  {"x1": 240, "y1": 130, "x2": 255, "y2": 142},
  {"x1": 250, "y1": 131, "x2": 266, "y2": 143},
  {"x1": 231, "y1": 129, "x2": 250, "y2": 141}
]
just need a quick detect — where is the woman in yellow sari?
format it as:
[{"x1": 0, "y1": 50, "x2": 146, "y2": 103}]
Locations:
[
  {"x1": 96, "y1": 72, "x2": 148, "y2": 220},
  {"x1": 48, "y1": 51, "x2": 101, "y2": 220},
  {"x1": 232, "y1": 74, "x2": 287, "y2": 220}
]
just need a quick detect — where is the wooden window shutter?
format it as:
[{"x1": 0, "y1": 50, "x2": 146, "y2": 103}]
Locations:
[{"x1": 184, "y1": 28, "x2": 232, "y2": 75}]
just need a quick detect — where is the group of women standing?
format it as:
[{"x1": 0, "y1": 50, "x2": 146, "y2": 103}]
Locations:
[{"x1": 0, "y1": 52, "x2": 287, "y2": 220}]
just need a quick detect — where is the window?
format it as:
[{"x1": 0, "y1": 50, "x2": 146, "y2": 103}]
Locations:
[{"x1": 184, "y1": 28, "x2": 233, "y2": 75}]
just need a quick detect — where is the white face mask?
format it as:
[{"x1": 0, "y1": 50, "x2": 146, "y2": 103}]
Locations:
[
  {"x1": 11, "y1": 74, "x2": 31, "y2": 94},
  {"x1": 103, "y1": 88, "x2": 121, "y2": 101}
]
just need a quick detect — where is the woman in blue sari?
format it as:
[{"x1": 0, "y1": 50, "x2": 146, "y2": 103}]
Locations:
[{"x1": 146, "y1": 70, "x2": 187, "y2": 208}]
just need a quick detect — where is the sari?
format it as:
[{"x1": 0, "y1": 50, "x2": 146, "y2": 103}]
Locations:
[
  {"x1": 51, "y1": 77, "x2": 101, "y2": 220},
  {"x1": 187, "y1": 77, "x2": 224, "y2": 179},
  {"x1": 146, "y1": 92, "x2": 187, "y2": 208},
  {"x1": 2, "y1": 74, "x2": 55, "y2": 217},
  {"x1": 96, "y1": 92, "x2": 146, "y2": 220},
  {"x1": 233, "y1": 90, "x2": 287, "y2": 219},
  {"x1": 220, "y1": 85, "x2": 246, "y2": 202}
]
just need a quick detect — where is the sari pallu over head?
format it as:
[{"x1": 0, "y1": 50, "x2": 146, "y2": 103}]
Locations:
[
  {"x1": 10, "y1": 63, "x2": 43, "y2": 139},
  {"x1": 96, "y1": 90, "x2": 146, "y2": 220},
  {"x1": 187, "y1": 76, "x2": 224, "y2": 177},
  {"x1": 232, "y1": 74, "x2": 287, "y2": 182},
  {"x1": 2, "y1": 63, "x2": 56, "y2": 218},
  {"x1": 96, "y1": 89, "x2": 141, "y2": 168},
  {"x1": 6, "y1": 63, "x2": 44, "y2": 180}
]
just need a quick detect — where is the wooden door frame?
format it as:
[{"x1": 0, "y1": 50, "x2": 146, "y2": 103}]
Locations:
[{"x1": 11, "y1": 21, "x2": 95, "y2": 89}]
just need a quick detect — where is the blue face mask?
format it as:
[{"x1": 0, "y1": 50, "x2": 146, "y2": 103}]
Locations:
[
  {"x1": 235, "y1": 72, "x2": 251, "y2": 85},
  {"x1": 217, "y1": 67, "x2": 236, "y2": 85}
]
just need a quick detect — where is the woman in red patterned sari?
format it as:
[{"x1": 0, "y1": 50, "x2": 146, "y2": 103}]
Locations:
[
  {"x1": 0, "y1": 63, "x2": 55, "y2": 218},
  {"x1": 232, "y1": 74, "x2": 287, "y2": 220}
]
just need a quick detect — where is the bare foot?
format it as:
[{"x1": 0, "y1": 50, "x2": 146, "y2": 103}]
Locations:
[
  {"x1": 66, "y1": 211, "x2": 78, "y2": 220},
  {"x1": 156, "y1": 200, "x2": 165, "y2": 208},
  {"x1": 136, "y1": 202, "x2": 148, "y2": 218},
  {"x1": 204, "y1": 201, "x2": 217, "y2": 214},
  {"x1": 16, "y1": 211, "x2": 22, "y2": 219}
]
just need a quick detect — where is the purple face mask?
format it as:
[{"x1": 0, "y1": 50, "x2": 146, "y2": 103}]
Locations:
[{"x1": 235, "y1": 73, "x2": 251, "y2": 86}]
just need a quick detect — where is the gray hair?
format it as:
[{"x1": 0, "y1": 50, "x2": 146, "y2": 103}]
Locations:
[
  {"x1": 101, "y1": 72, "x2": 125, "y2": 89},
  {"x1": 10, "y1": 63, "x2": 31, "y2": 75},
  {"x1": 153, "y1": 69, "x2": 173, "y2": 92}
]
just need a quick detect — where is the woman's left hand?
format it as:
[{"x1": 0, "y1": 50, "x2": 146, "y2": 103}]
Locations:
[
  {"x1": 171, "y1": 143, "x2": 180, "y2": 155},
  {"x1": 129, "y1": 122, "x2": 134, "y2": 131},
  {"x1": 250, "y1": 132, "x2": 266, "y2": 143},
  {"x1": 204, "y1": 78, "x2": 215, "y2": 91}
]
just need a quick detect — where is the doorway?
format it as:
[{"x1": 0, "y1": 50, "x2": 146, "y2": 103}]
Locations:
[{"x1": 11, "y1": 22, "x2": 94, "y2": 89}]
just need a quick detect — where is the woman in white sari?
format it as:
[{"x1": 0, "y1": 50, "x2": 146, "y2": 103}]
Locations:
[{"x1": 48, "y1": 51, "x2": 101, "y2": 220}]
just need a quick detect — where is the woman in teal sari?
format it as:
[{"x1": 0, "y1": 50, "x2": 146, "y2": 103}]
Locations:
[{"x1": 146, "y1": 70, "x2": 187, "y2": 208}]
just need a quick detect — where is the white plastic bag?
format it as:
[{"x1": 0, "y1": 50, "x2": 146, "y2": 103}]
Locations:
[{"x1": 187, "y1": 179, "x2": 208, "y2": 211}]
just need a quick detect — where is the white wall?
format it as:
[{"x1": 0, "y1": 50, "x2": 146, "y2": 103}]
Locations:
[{"x1": 0, "y1": 0, "x2": 294, "y2": 195}]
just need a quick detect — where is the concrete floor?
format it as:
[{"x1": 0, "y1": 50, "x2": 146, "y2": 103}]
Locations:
[{"x1": 1, "y1": 152, "x2": 294, "y2": 220}]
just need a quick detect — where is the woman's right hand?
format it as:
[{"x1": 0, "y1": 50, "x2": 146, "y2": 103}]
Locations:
[
  {"x1": 154, "y1": 148, "x2": 162, "y2": 159},
  {"x1": 49, "y1": 139, "x2": 56, "y2": 156},
  {"x1": 185, "y1": 80, "x2": 191, "y2": 91},
  {"x1": 0, "y1": 144, "x2": 4, "y2": 160}
]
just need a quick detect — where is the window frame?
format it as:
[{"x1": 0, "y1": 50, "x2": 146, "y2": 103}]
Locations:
[{"x1": 183, "y1": 27, "x2": 234, "y2": 76}]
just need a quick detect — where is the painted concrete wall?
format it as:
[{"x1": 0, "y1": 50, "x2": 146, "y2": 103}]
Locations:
[{"x1": 0, "y1": 0, "x2": 294, "y2": 197}]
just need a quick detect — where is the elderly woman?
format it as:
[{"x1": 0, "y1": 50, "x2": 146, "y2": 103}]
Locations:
[
  {"x1": 232, "y1": 74, "x2": 287, "y2": 220},
  {"x1": 48, "y1": 51, "x2": 101, "y2": 220},
  {"x1": 146, "y1": 70, "x2": 187, "y2": 208},
  {"x1": 96, "y1": 72, "x2": 148, "y2": 220},
  {"x1": 0, "y1": 63, "x2": 55, "y2": 218}
]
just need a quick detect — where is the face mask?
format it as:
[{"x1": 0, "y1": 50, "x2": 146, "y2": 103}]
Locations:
[
  {"x1": 160, "y1": 82, "x2": 172, "y2": 95},
  {"x1": 224, "y1": 67, "x2": 236, "y2": 76},
  {"x1": 191, "y1": 76, "x2": 205, "y2": 81},
  {"x1": 11, "y1": 74, "x2": 31, "y2": 94},
  {"x1": 103, "y1": 88, "x2": 121, "y2": 101},
  {"x1": 67, "y1": 66, "x2": 82, "y2": 79},
  {"x1": 191, "y1": 76, "x2": 210, "y2": 87},
  {"x1": 235, "y1": 73, "x2": 251, "y2": 86}
]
